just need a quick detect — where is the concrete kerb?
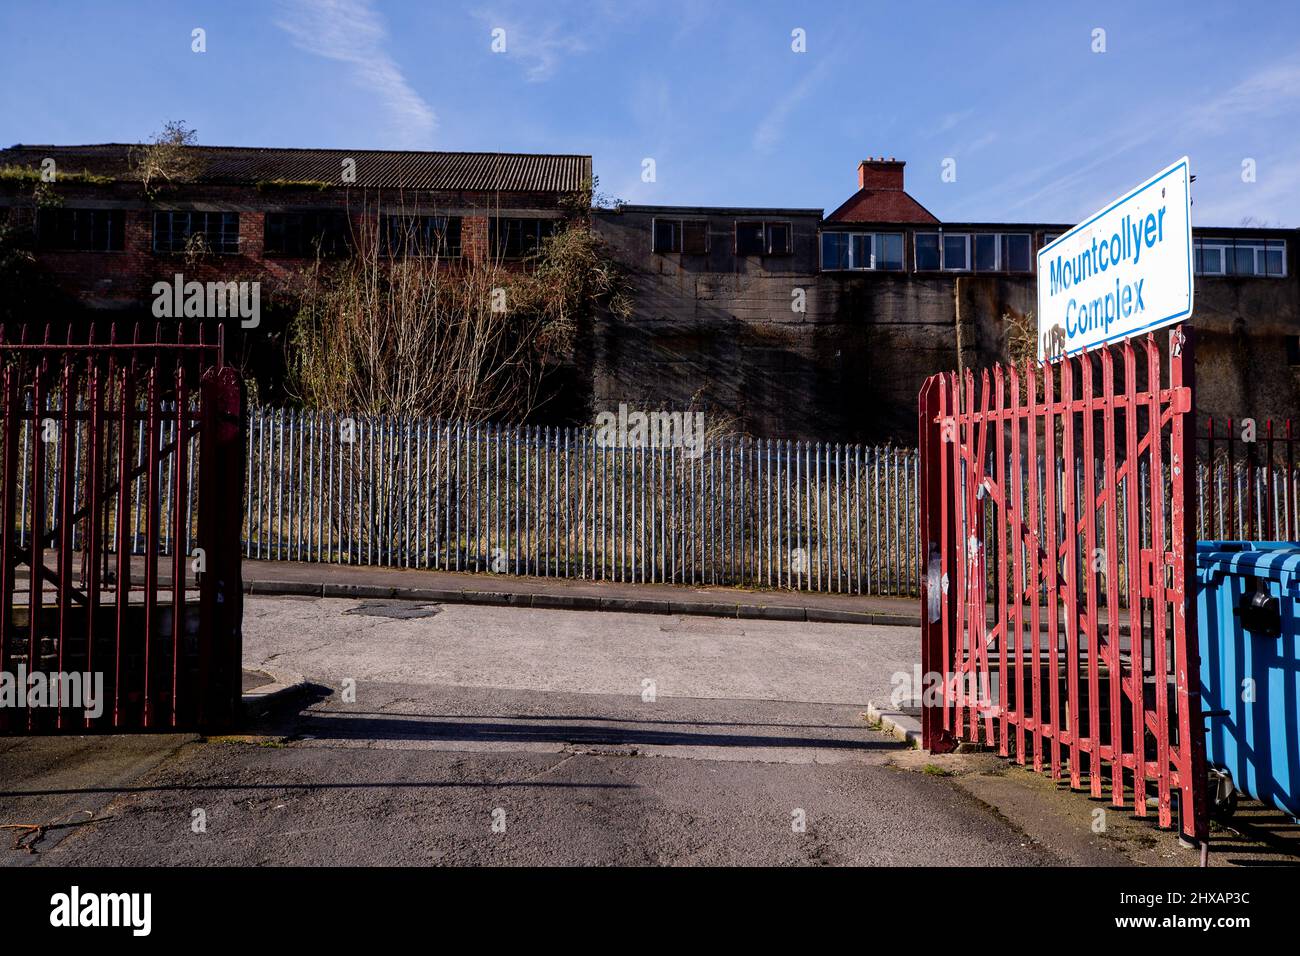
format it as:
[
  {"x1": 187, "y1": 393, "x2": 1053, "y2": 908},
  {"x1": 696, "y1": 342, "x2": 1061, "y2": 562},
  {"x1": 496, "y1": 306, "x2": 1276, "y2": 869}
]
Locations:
[
  {"x1": 866, "y1": 700, "x2": 923, "y2": 749},
  {"x1": 243, "y1": 577, "x2": 925, "y2": 626},
  {"x1": 241, "y1": 667, "x2": 312, "y2": 720}
]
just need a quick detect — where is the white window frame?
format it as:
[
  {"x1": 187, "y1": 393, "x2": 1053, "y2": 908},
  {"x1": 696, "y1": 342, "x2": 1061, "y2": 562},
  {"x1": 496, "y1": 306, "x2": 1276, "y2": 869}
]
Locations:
[
  {"x1": 941, "y1": 232, "x2": 971, "y2": 272},
  {"x1": 1194, "y1": 238, "x2": 1288, "y2": 277},
  {"x1": 1196, "y1": 240, "x2": 1228, "y2": 276},
  {"x1": 819, "y1": 231, "x2": 905, "y2": 271}
]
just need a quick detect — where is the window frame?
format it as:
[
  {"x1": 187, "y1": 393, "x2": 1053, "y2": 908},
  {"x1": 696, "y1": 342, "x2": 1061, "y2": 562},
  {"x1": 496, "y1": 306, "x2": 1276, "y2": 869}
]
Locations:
[
  {"x1": 265, "y1": 210, "x2": 353, "y2": 258},
  {"x1": 652, "y1": 217, "x2": 709, "y2": 255},
  {"x1": 1002, "y1": 233, "x2": 1033, "y2": 273},
  {"x1": 489, "y1": 216, "x2": 558, "y2": 259},
  {"x1": 973, "y1": 234, "x2": 1000, "y2": 273},
  {"x1": 380, "y1": 213, "x2": 461, "y2": 259},
  {"x1": 819, "y1": 230, "x2": 904, "y2": 271},
  {"x1": 764, "y1": 221, "x2": 792, "y2": 256},
  {"x1": 914, "y1": 232, "x2": 941, "y2": 271},
  {"x1": 36, "y1": 207, "x2": 125, "y2": 252},
  {"x1": 152, "y1": 210, "x2": 241, "y2": 255},
  {"x1": 652, "y1": 218, "x2": 681, "y2": 254},
  {"x1": 941, "y1": 233, "x2": 971, "y2": 272},
  {"x1": 820, "y1": 231, "x2": 850, "y2": 270},
  {"x1": 1194, "y1": 237, "x2": 1288, "y2": 278},
  {"x1": 735, "y1": 219, "x2": 792, "y2": 257}
]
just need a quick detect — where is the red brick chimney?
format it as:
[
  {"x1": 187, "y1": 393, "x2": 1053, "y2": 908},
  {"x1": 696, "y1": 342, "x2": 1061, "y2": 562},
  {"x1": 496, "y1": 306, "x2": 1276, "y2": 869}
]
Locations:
[{"x1": 857, "y1": 156, "x2": 905, "y2": 190}]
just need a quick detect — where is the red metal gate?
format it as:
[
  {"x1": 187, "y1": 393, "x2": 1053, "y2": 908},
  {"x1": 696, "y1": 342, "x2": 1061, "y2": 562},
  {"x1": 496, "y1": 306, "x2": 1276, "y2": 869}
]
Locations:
[
  {"x1": 0, "y1": 323, "x2": 244, "y2": 733},
  {"x1": 918, "y1": 326, "x2": 1207, "y2": 843}
]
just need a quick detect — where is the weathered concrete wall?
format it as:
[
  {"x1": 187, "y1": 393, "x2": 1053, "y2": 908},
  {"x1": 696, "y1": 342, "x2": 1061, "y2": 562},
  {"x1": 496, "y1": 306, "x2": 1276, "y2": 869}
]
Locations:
[
  {"x1": 591, "y1": 207, "x2": 843, "y2": 439},
  {"x1": 595, "y1": 208, "x2": 1300, "y2": 443}
]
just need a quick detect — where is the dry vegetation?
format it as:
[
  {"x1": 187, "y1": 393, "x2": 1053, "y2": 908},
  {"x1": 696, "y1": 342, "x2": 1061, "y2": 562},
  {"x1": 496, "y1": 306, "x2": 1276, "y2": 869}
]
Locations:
[{"x1": 286, "y1": 213, "x2": 632, "y2": 422}]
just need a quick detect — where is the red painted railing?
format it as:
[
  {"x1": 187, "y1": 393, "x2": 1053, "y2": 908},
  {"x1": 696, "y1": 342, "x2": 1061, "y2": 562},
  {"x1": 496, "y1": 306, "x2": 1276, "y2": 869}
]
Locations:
[
  {"x1": 0, "y1": 323, "x2": 244, "y2": 733},
  {"x1": 919, "y1": 326, "x2": 1208, "y2": 843}
]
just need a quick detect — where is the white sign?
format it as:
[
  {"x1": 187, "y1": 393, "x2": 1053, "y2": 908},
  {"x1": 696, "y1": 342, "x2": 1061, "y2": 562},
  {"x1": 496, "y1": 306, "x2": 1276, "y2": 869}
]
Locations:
[{"x1": 1036, "y1": 157, "x2": 1193, "y2": 359}]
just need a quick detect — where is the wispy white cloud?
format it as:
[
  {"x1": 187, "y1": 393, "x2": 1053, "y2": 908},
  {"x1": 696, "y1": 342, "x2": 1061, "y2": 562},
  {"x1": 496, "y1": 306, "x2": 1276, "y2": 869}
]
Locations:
[
  {"x1": 1190, "y1": 152, "x2": 1300, "y2": 226},
  {"x1": 753, "y1": 57, "x2": 833, "y2": 154},
  {"x1": 1191, "y1": 58, "x2": 1300, "y2": 133},
  {"x1": 473, "y1": 10, "x2": 590, "y2": 82},
  {"x1": 944, "y1": 51, "x2": 1300, "y2": 225},
  {"x1": 926, "y1": 109, "x2": 974, "y2": 137},
  {"x1": 276, "y1": 0, "x2": 436, "y2": 147}
]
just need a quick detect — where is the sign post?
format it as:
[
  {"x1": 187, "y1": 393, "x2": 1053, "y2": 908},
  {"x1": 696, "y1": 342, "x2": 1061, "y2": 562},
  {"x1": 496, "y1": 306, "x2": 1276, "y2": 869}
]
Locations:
[{"x1": 1037, "y1": 157, "x2": 1193, "y2": 359}]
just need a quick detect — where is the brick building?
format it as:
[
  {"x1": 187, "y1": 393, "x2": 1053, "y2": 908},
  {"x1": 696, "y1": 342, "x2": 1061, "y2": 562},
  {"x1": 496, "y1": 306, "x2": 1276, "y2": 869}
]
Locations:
[
  {"x1": 0, "y1": 142, "x2": 590, "y2": 401},
  {"x1": 0, "y1": 142, "x2": 590, "y2": 309}
]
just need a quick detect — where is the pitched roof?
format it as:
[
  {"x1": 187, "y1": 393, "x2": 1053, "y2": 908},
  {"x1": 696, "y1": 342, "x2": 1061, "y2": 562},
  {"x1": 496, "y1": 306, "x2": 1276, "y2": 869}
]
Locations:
[
  {"x1": 824, "y1": 186, "x2": 939, "y2": 224},
  {"x1": 0, "y1": 143, "x2": 591, "y2": 193}
]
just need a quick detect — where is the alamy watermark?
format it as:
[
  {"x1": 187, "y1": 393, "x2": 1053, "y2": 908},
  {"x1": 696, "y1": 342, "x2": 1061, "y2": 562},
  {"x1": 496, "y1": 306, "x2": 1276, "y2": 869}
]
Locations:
[
  {"x1": 594, "y1": 403, "x2": 705, "y2": 459},
  {"x1": 1, "y1": 666, "x2": 105, "y2": 719},
  {"x1": 151, "y1": 273, "x2": 260, "y2": 328}
]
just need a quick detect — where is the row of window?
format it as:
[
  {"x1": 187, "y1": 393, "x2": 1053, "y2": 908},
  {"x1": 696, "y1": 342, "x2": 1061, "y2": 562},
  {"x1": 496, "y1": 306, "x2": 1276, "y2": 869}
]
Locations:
[
  {"x1": 651, "y1": 218, "x2": 792, "y2": 256},
  {"x1": 29, "y1": 208, "x2": 556, "y2": 259},
  {"x1": 653, "y1": 220, "x2": 1040, "y2": 275},
  {"x1": 654, "y1": 218, "x2": 1292, "y2": 280},
  {"x1": 913, "y1": 232, "x2": 1034, "y2": 273},
  {"x1": 1193, "y1": 238, "x2": 1286, "y2": 277},
  {"x1": 23, "y1": 208, "x2": 1296, "y2": 278}
]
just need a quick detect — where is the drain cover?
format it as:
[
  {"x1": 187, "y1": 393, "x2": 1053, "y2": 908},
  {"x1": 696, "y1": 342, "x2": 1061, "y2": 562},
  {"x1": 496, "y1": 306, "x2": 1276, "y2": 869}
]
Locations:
[{"x1": 345, "y1": 602, "x2": 442, "y2": 620}]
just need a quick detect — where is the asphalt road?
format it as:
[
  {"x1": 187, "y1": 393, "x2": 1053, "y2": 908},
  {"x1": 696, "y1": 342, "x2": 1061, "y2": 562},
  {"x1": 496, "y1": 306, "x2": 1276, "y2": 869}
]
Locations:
[
  {"x1": 3, "y1": 680, "x2": 1064, "y2": 866},
  {"x1": 0, "y1": 598, "x2": 1145, "y2": 866}
]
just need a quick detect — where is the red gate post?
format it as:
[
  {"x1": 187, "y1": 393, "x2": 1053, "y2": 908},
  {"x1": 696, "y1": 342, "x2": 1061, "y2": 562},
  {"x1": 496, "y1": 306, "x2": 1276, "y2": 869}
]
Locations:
[
  {"x1": 919, "y1": 374, "x2": 956, "y2": 753},
  {"x1": 1168, "y1": 326, "x2": 1208, "y2": 844},
  {"x1": 197, "y1": 361, "x2": 244, "y2": 730}
]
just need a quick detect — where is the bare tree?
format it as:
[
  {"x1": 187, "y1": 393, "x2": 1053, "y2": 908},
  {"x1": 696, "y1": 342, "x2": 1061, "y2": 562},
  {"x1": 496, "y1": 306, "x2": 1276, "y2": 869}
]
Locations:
[{"x1": 286, "y1": 209, "x2": 631, "y2": 421}]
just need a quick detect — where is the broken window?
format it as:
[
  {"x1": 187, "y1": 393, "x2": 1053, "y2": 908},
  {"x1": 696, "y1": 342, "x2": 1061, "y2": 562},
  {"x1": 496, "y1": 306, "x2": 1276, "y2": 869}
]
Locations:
[
  {"x1": 682, "y1": 220, "x2": 709, "y2": 255},
  {"x1": 735, "y1": 220, "x2": 765, "y2": 256}
]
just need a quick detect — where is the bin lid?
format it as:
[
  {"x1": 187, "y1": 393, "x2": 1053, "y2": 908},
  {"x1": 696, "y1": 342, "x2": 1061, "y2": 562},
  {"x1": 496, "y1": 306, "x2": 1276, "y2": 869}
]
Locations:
[{"x1": 1196, "y1": 541, "x2": 1300, "y2": 584}]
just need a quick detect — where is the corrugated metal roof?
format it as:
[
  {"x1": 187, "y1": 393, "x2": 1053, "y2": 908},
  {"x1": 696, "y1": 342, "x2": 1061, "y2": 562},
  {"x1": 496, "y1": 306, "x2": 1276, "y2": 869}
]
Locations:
[{"x1": 0, "y1": 143, "x2": 591, "y2": 193}]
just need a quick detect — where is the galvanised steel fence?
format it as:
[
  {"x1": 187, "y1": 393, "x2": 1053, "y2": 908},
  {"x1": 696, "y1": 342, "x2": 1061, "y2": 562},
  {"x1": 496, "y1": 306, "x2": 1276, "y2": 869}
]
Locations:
[
  {"x1": 242, "y1": 409, "x2": 920, "y2": 595},
  {"x1": 1199, "y1": 416, "x2": 1300, "y2": 540}
]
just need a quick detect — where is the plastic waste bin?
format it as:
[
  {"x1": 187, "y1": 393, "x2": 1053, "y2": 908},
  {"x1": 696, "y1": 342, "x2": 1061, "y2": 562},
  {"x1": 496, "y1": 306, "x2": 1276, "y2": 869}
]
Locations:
[{"x1": 1195, "y1": 541, "x2": 1300, "y2": 821}]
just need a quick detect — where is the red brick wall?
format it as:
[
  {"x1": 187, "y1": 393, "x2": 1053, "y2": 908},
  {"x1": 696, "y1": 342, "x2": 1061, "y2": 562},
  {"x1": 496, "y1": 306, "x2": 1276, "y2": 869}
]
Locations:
[{"x1": 1, "y1": 182, "x2": 574, "y2": 312}]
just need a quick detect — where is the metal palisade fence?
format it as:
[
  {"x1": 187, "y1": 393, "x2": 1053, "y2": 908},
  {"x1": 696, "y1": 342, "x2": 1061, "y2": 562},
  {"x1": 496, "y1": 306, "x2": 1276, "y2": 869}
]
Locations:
[{"x1": 243, "y1": 408, "x2": 920, "y2": 595}]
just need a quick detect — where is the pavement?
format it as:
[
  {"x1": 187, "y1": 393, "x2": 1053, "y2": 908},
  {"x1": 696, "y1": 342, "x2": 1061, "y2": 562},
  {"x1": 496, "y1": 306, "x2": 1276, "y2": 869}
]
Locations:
[{"x1": 240, "y1": 558, "x2": 922, "y2": 626}]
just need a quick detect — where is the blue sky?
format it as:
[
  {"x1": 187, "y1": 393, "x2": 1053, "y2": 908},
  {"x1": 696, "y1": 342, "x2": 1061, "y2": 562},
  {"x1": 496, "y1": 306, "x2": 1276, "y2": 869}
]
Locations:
[{"x1": 2, "y1": 0, "x2": 1298, "y2": 226}]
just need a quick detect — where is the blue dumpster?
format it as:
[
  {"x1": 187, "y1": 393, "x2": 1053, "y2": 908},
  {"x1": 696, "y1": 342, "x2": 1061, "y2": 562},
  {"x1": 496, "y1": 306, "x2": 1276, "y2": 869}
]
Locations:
[{"x1": 1196, "y1": 541, "x2": 1300, "y2": 821}]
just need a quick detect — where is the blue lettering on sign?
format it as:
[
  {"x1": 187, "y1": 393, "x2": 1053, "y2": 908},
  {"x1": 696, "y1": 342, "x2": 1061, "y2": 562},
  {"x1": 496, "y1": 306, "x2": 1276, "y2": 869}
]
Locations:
[
  {"x1": 1048, "y1": 206, "x2": 1168, "y2": 297},
  {"x1": 1062, "y1": 278, "x2": 1148, "y2": 341}
]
